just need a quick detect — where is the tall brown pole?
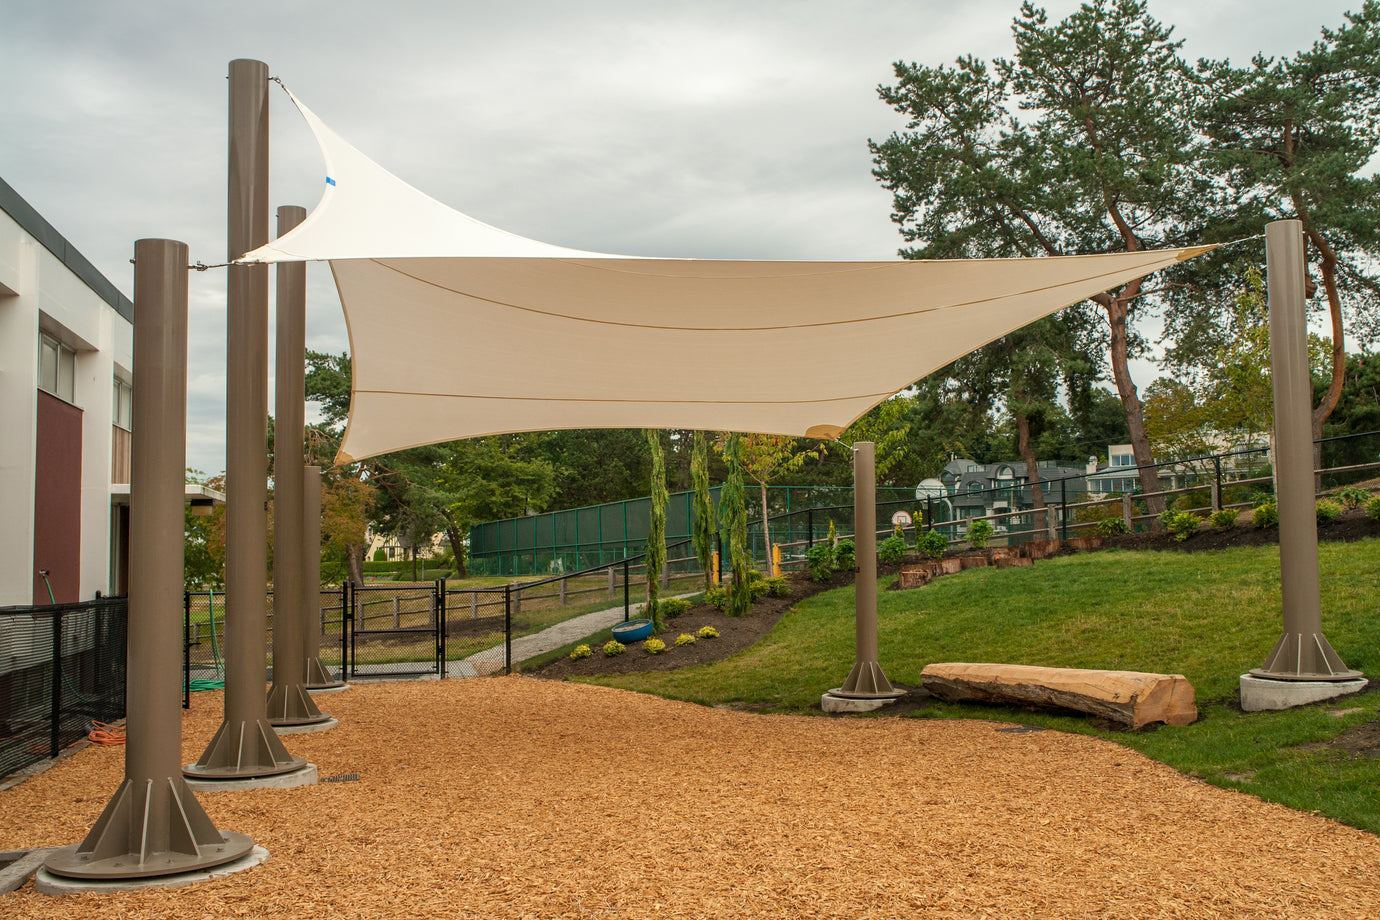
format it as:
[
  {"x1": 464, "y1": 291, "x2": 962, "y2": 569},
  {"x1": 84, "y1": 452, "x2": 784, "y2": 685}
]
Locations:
[
  {"x1": 44, "y1": 240, "x2": 254, "y2": 881},
  {"x1": 832, "y1": 441, "x2": 902, "y2": 699},
  {"x1": 188, "y1": 59, "x2": 306, "y2": 778},
  {"x1": 266, "y1": 206, "x2": 328, "y2": 724},
  {"x1": 303, "y1": 464, "x2": 344, "y2": 687},
  {"x1": 1250, "y1": 220, "x2": 1360, "y2": 682}
]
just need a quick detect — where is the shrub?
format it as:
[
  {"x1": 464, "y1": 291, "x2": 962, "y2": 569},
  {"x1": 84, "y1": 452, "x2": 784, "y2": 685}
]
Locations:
[
  {"x1": 1368, "y1": 495, "x2": 1380, "y2": 522},
  {"x1": 602, "y1": 640, "x2": 625, "y2": 657},
  {"x1": 916, "y1": 530, "x2": 947, "y2": 560},
  {"x1": 762, "y1": 574, "x2": 791, "y2": 597},
  {"x1": 1096, "y1": 517, "x2": 1129, "y2": 537},
  {"x1": 659, "y1": 597, "x2": 692, "y2": 617},
  {"x1": 1335, "y1": 486, "x2": 1370, "y2": 509},
  {"x1": 373, "y1": 548, "x2": 387, "y2": 562},
  {"x1": 1250, "y1": 490, "x2": 1275, "y2": 508},
  {"x1": 569, "y1": 644, "x2": 592, "y2": 660},
  {"x1": 642, "y1": 637, "x2": 666, "y2": 655},
  {"x1": 1209, "y1": 509, "x2": 1238, "y2": 532},
  {"x1": 966, "y1": 519, "x2": 994, "y2": 549},
  {"x1": 674, "y1": 633, "x2": 696, "y2": 647},
  {"x1": 805, "y1": 544, "x2": 833, "y2": 582},
  {"x1": 1253, "y1": 502, "x2": 1279, "y2": 528},
  {"x1": 704, "y1": 585, "x2": 731, "y2": 610},
  {"x1": 832, "y1": 539, "x2": 856, "y2": 572},
  {"x1": 1316, "y1": 499, "x2": 1342, "y2": 524},
  {"x1": 696, "y1": 625, "x2": 719, "y2": 639},
  {"x1": 826, "y1": 520, "x2": 837, "y2": 548},
  {"x1": 1159, "y1": 509, "x2": 1201, "y2": 542},
  {"x1": 877, "y1": 534, "x2": 906, "y2": 565}
]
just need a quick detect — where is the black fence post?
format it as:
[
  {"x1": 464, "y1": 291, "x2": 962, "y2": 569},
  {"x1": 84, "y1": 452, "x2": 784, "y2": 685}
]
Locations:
[
  {"x1": 1060, "y1": 478, "x2": 1068, "y2": 541},
  {"x1": 183, "y1": 591, "x2": 191, "y2": 709},
  {"x1": 807, "y1": 508, "x2": 814, "y2": 550},
  {"x1": 1214, "y1": 456, "x2": 1224, "y2": 511},
  {"x1": 437, "y1": 578, "x2": 447, "y2": 677},
  {"x1": 927, "y1": 497, "x2": 934, "y2": 532},
  {"x1": 343, "y1": 581, "x2": 353, "y2": 681},
  {"x1": 49, "y1": 610, "x2": 62, "y2": 758},
  {"x1": 623, "y1": 557, "x2": 631, "y2": 622},
  {"x1": 504, "y1": 584, "x2": 512, "y2": 675}
]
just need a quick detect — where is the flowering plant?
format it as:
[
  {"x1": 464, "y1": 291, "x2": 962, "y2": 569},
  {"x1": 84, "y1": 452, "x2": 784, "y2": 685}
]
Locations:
[
  {"x1": 697, "y1": 626, "x2": 719, "y2": 639},
  {"x1": 643, "y1": 638, "x2": 667, "y2": 655},
  {"x1": 602, "y1": 640, "x2": 626, "y2": 657},
  {"x1": 570, "y1": 644, "x2": 592, "y2": 660},
  {"x1": 675, "y1": 633, "x2": 696, "y2": 647}
]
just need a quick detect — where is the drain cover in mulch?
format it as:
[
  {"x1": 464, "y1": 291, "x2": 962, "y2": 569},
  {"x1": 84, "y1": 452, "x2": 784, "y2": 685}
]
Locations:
[
  {"x1": 322, "y1": 773, "x2": 360, "y2": 783},
  {"x1": 996, "y1": 726, "x2": 1046, "y2": 734}
]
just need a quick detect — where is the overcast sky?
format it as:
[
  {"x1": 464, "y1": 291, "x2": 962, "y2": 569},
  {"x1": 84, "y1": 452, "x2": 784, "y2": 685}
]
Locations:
[{"x1": 1, "y1": 0, "x2": 1364, "y2": 475}]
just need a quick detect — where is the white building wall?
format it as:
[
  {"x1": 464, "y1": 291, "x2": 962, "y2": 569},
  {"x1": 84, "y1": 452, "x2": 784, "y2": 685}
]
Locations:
[
  {"x1": 0, "y1": 218, "x2": 39, "y2": 606},
  {"x1": 0, "y1": 204, "x2": 132, "y2": 605}
]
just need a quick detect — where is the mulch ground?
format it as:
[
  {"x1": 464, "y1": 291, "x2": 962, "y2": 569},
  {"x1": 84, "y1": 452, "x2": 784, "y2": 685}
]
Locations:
[{"x1": 5, "y1": 679, "x2": 1380, "y2": 919}]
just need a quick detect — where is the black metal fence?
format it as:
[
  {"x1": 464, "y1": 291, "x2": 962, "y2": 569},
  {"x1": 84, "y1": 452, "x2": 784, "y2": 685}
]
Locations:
[
  {"x1": 0, "y1": 597, "x2": 127, "y2": 782},
  {"x1": 180, "y1": 539, "x2": 708, "y2": 689}
]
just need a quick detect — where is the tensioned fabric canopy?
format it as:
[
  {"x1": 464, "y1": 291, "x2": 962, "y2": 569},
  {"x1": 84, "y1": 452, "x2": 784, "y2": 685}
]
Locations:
[{"x1": 242, "y1": 90, "x2": 1215, "y2": 463}]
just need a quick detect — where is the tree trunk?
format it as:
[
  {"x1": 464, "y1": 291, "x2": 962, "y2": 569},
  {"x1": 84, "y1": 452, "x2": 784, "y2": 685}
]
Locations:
[
  {"x1": 345, "y1": 542, "x2": 365, "y2": 586},
  {"x1": 1308, "y1": 233, "x2": 1346, "y2": 493},
  {"x1": 444, "y1": 524, "x2": 468, "y2": 579},
  {"x1": 1100, "y1": 288, "x2": 1166, "y2": 521},
  {"x1": 1016, "y1": 414, "x2": 1055, "y2": 540}
]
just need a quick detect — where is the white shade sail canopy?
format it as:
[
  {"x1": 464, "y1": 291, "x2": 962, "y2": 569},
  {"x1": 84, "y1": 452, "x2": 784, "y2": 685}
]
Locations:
[{"x1": 242, "y1": 90, "x2": 1215, "y2": 463}]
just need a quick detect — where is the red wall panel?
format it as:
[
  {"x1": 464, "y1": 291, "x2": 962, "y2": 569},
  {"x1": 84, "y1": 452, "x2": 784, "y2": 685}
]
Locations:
[{"x1": 34, "y1": 390, "x2": 83, "y2": 603}]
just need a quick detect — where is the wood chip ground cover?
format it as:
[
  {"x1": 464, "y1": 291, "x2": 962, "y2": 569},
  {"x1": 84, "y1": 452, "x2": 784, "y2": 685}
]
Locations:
[{"x1": 3, "y1": 679, "x2": 1379, "y2": 919}]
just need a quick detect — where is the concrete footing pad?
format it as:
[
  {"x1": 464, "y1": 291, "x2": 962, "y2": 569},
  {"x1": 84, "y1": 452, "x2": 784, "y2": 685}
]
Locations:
[
  {"x1": 35, "y1": 846, "x2": 267, "y2": 896},
  {"x1": 307, "y1": 683, "x2": 350, "y2": 695},
  {"x1": 183, "y1": 763, "x2": 318, "y2": 792},
  {"x1": 821, "y1": 692, "x2": 902, "y2": 713},
  {"x1": 1239, "y1": 674, "x2": 1368, "y2": 712},
  {"x1": 274, "y1": 718, "x2": 339, "y2": 735}
]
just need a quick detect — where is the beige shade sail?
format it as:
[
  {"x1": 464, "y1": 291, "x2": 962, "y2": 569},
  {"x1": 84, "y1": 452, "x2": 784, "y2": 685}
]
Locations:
[{"x1": 242, "y1": 90, "x2": 1215, "y2": 463}]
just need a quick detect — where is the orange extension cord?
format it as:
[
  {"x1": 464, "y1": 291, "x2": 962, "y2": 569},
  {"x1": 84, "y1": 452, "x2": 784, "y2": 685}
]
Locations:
[{"x1": 86, "y1": 721, "x2": 126, "y2": 746}]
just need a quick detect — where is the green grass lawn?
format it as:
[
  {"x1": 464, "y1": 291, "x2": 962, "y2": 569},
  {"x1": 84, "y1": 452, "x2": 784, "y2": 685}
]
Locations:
[{"x1": 589, "y1": 539, "x2": 1380, "y2": 833}]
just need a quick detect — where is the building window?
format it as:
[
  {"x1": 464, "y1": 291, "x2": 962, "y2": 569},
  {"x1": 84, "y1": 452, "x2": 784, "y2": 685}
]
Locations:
[
  {"x1": 39, "y1": 332, "x2": 76, "y2": 403},
  {"x1": 1111, "y1": 453, "x2": 1133, "y2": 468},
  {"x1": 113, "y1": 378, "x2": 133, "y2": 430}
]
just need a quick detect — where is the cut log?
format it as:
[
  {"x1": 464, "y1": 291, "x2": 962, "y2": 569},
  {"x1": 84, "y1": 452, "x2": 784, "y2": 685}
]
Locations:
[
  {"x1": 994, "y1": 556, "x2": 1032, "y2": 569},
  {"x1": 959, "y1": 556, "x2": 989, "y2": 570},
  {"x1": 920, "y1": 662, "x2": 1197, "y2": 728},
  {"x1": 896, "y1": 566, "x2": 932, "y2": 590},
  {"x1": 1064, "y1": 536, "x2": 1105, "y2": 552},
  {"x1": 1021, "y1": 539, "x2": 1062, "y2": 560}
]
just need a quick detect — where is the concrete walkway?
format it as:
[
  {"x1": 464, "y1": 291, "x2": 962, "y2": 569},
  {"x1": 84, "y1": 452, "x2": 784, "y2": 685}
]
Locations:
[{"x1": 454, "y1": 593, "x2": 696, "y2": 678}]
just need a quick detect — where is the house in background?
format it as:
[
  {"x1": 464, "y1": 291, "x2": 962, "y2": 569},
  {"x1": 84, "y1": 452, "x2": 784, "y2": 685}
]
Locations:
[
  {"x1": 0, "y1": 176, "x2": 133, "y2": 606},
  {"x1": 937, "y1": 456, "x2": 1091, "y2": 528}
]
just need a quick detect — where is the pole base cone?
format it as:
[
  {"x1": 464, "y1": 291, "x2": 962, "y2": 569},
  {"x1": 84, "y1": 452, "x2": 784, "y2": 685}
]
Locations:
[
  {"x1": 183, "y1": 718, "x2": 308, "y2": 779},
  {"x1": 1250, "y1": 631, "x2": 1363, "y2": 682},
  {"x1": 830, "y1": 659, "x2": 907, "y2": 700},
  {"x1": 266, "y1": 682, "x2": 331, "y2": 726},
  {"x1": 305, "y1": 657, "x2": 345, "y2": 689},
  {"x1": 43, "y1": 777, "x2": 254, "y2": 880}
]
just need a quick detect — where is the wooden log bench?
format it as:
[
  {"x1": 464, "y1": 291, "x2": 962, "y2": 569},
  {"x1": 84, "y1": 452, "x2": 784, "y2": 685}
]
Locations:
[{"x1": 920, "y1": 662, "x2": 1197, "y2": 728}]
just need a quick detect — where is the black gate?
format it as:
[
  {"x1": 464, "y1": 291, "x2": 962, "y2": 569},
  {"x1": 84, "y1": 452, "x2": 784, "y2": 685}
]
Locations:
[{"x1": 345, "y1": 582, "x2": 444, "y2": 680}]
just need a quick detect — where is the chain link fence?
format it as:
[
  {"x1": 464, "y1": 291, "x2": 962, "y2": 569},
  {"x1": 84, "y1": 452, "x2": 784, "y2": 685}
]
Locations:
[{"x1": 0, "y1": 597, "x2": 127, "y2": 782}]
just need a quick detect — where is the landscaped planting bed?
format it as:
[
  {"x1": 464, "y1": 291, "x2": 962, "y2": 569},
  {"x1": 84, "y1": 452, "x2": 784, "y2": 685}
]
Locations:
[{"x1": 3, "y1": 678, "x2": 1379, "y2": 918}]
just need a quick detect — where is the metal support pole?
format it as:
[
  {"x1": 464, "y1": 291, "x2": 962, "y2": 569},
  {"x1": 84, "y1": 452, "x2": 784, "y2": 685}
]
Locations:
[
  {"x1": 1250, "y1": 221, "x2": 1360, "y2": 682},
  {"x1": 267, "y1": 206, "x2": 327, "y2": 726},
  {"x1": 183, "y1": 593, "x2": 192, "y2": 710},
  {"x1": 303, "y1": 465, "x2": 342, "y2": 687},
  {"x1": 188, "y1": 60, "x2": 306, "y2": 778},
  {"x1": 831, "y1": 442, "x2": 903, "y2": 700},
  {"x1": 623, "y1": 558, "x2": 631, "y2": 621},
  {"x1": 49, "y1": 612, "x2": 61, "y2": 758},
  {"x1": 45, "y1": 239, "x2": 254, "y2": 881},
  {"x1": 437, "y1": 579, "x2": 447, "y2": 676}
]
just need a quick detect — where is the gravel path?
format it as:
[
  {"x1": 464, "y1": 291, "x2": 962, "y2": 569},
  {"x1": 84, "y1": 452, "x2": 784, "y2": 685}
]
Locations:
[{"x1": 3, "y1": 679, "x2": 1379, "y2": 919}]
